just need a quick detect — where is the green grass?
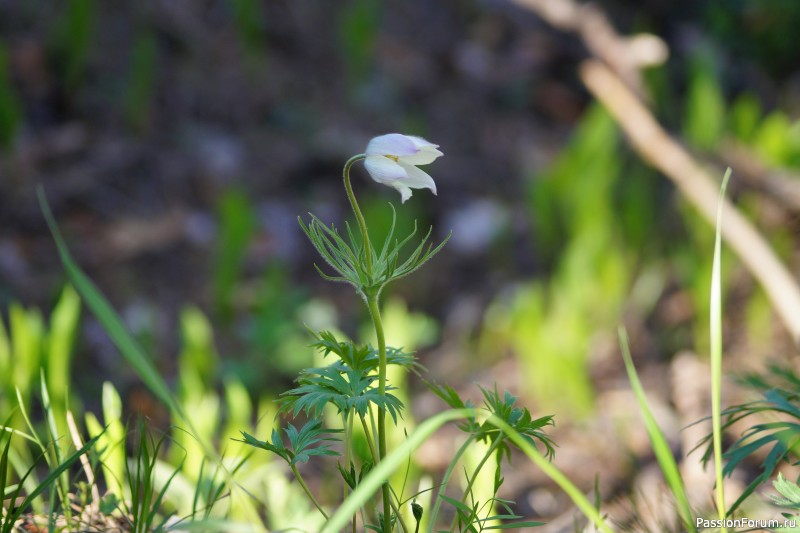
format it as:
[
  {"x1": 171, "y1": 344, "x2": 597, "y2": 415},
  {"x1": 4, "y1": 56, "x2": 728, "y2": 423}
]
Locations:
[{"x1": 38, "y1": 188, "x2": 269, "y2": 531}]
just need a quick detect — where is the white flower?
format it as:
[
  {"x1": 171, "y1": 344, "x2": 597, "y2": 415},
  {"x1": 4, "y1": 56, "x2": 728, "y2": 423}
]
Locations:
[{"x1": 364, "y1": 133, "x2": 443, "y2": 203}]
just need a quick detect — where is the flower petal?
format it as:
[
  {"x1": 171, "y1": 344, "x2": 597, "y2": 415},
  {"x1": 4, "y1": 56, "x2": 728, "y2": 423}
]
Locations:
[
  {"x1": 397, "y1": 162, "x2": 437, "y2": 195},
  {"x1": 389, "y1": 182, "x2": 413, "y2": 203},
  {"x1": 365, "y1": 134, "x2": 419, "y2": 157},
  {"x1": 400, "y1": 136, "x2": 443, "y2": 165},
  {"x1": 364, "y1": 155, "x2": 407, "y2": 184}
]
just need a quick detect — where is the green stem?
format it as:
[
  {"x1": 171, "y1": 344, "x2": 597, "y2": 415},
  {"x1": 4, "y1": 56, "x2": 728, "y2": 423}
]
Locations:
[
  {"x1": 291, "y1": 463, "x2": 329, "y2": 520},
  {"x1": 367, "y1": 291, "x2": 392, "y2": 532},
  {"x1": 360, "y1": 415, "x2": 411, "y2": 533},
  {"x1": 360, "y1": 414, "x2": 380, "y2": 466},
  {"x1": 345, "y1": 412, "x2": 356, "y2": 533},
  {"x1": 427, "y1": 436, "x2": 475, "y2": 533},
  {"x1": 358, "y1": 414, "x2": 383, "y2": 525},
  {"x1": 449, "y1": 437, "x2": 502, "y2": 533},
  {"x1": 343, "y1": 154, "x2": 371, "y2": 277}
]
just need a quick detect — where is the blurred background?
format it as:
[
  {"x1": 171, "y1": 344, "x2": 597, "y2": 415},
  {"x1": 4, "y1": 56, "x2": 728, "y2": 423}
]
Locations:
[{"x1": 2, "y1": 0, "x2": 800, "y2": 529}]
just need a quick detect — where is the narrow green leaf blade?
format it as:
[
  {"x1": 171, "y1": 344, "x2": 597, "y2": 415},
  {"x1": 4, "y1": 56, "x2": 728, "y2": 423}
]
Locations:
[
  {"x1": 9, "y1": 434, "x2": 101, "y2": 523},
  {"x1": 38, "y1": 188, "x2": 181, "y2": 417},
  {"x1": 710, "y1": 169, "x2": 732, "y2": 524},
  {"x1": 619, "y1": 327, "x2": 696, "y2": 532}
]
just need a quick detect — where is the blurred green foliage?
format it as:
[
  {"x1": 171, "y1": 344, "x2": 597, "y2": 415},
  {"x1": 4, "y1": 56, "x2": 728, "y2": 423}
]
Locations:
[
  {"x1": 213, "y1": 189, "x2": 257, "y2": 318},
  {"x1": 705, "y1": 0, "x2": 800, "y2": 76},
  {"x1": 123, "y1": 29, "x2": 158, "y2": 133},
  {"x1": 85, "y1": 381, "x2": 126, "y2": 498},
  {"x1": 729, "y1": 92, "x2": 761, "y2": 143},
  {"x1": 4, "y1": 304, "x2": 43, "y2": 411},
  {"x1": 0, "y1": 44, "x2": 21, "y2": 149},
  {"x1": 684, "y1": 51, "x2": 725, "y2": 150},
  {"x1": 179, "y1": 306, "x2": 219, "y2": 393},
  {"x1": 243, "y1": 265, "x2": 312, "y2": 379},
  {"x1": 0, "y1": 286, "x2": 80, "y2": 439},
  {"x1": 50, "y1": 0, "x2": 96, "y2": 91},
  {"x1": 338, "y1": 0, "x2": 380, "y2": 88},
  {"x1": 484, "y1": 105, "x2": 637, "y2": 417},
  {"x1": 727, "y1": 87, "x2": 800, "y2": 167},
  {"x1": 46, "y1": 286, "x2": 81, "y2": 422},
  {"x1": 751, "y1": 111, "x2": 800, "y2": 167},
  {"x1": 228, "y1": 0, "x2": 267, "y2": 62}
]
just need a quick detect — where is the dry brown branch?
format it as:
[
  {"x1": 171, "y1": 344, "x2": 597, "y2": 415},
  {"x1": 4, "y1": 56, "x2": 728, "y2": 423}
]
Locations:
[
  {"x1": 580, "y1": 59, "x2": 800, "y2": 348},
  {"x1": 511, "y1": 0, "x2": 800, "y2": 348}
]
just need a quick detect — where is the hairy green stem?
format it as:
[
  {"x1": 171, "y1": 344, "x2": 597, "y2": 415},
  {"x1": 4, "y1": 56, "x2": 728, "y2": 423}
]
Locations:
[
  {"x1": 367, "y1": 291, "x2": 392, "y2": 532},
  {"x1": 342, "y1": 154, "x2": 403, "y2": 531},
  {"x1": 291, "y1": 463, "x2": 329, "y2": 520},
  {"x1": 343, "y1": 154, "x2": 371, "y2": 277}
]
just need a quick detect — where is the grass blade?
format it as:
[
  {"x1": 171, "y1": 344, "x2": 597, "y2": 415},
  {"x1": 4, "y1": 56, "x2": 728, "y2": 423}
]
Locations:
[
  {"x1": 0, "y1": 436, "x2": 9, "y2": 525},
  {"x1": 711, "y1": 168, "x2": 732, "y2": 525},
  {"x1": 618, "y1": 326, "x2": 696, "y2": 532},
  {"x1": 46, "y1": 285, "x2": 81, "y2": 418},
  {"x1": 38, "y1": 188, "x2": 267, "y2": 531},
  {"x1": 6, "y1": 434, "x2": 101, "y2": 526},
  {"x1": 39, "y1": 371, "x2": 71, "y2": 515},
  {"x1": 39, "y1": 189, "x2": 180, "y2": 416}
]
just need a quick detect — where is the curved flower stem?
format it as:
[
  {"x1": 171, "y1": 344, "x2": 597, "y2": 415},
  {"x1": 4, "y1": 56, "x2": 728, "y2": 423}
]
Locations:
[
  {"x1": 343, "y1": 153, "x2": 401, "y2": 530},
  {"x1": 343, "y1": 154, "x2": 371, "y2": 277},
  {"x1": 290, "y1": 463, "x2": 329, "y2": 520},
  {"x1": 367, "y1": 291, "x2": 392, "y2": 532}
]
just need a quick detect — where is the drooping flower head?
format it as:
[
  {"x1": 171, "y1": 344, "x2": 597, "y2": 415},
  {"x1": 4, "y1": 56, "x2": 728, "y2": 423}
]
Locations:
[{"x1": 364, "y1": 134, "x2": 443, "y2": 203}]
